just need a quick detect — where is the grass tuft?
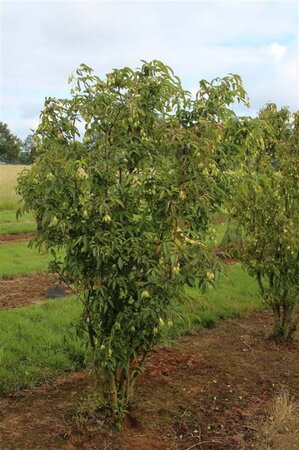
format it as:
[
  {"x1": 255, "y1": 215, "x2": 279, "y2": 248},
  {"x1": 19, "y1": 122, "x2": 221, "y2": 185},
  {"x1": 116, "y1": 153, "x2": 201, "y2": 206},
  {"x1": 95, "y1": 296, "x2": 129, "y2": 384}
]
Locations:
[{"x1": 259, "y1": 390, "x2": 299, "y2": 450}]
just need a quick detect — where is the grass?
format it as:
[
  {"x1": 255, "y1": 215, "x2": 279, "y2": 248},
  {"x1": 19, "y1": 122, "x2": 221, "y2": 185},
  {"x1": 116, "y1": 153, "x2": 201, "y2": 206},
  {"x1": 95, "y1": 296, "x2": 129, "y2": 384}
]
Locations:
[
  {"x1": 209, "y1": 220, "x2": 227, "y2": 248},
  {"x1": 0, "y1": 209, "x2": 36, "y2": 234},
  {"x1": 0, "y1": 164, "x2": 29, "y2": 210},
  {"x1": 0, "y1": 264, "x2": 262, "y2": 394},
  {"x1": 166, "y1": 264, "x2": 262, "y2": 339},
  {"x1": 0, "y1": 241, "x2": 55, "y2": 278},
  {"x1": 0, "y1": 296, "x2": 84, "y2": 394}
]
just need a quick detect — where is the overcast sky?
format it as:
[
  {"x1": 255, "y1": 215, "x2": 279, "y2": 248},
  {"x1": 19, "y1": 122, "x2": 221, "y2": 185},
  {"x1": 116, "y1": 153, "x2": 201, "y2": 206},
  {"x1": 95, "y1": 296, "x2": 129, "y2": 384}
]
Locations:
[{"x1": 1, "y1": 0, "x2": 298, "y2": 138}]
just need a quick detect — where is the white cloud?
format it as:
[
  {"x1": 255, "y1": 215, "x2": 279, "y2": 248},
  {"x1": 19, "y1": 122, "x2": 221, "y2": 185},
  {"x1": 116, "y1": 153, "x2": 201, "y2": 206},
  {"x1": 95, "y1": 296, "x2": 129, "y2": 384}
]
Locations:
[
  {"x1": 0, "y1": 0, "x2": 298, "y2": 137},
  {"x1": 269, "y1": 43, "x2": 287, "y2": 62}
]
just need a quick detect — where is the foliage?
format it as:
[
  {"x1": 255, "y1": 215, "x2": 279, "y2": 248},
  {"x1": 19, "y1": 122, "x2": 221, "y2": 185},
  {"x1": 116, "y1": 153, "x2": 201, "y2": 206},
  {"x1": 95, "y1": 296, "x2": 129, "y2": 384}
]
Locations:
[
  {"x1": 0, "y1": 122, "x2": 22, "y2": 164},
  {"x1": 20, "y1": 134, "x2": 37, "y2": 164},
  {"x1": 17, "y1": 60, "x2": 248, "y2": 422},
  {"x1": 258, "y1": 102, "x2": 292, "y2": 161},
  {"x1": 230, "y1": 107, "x2": 299, "y2": 340}
]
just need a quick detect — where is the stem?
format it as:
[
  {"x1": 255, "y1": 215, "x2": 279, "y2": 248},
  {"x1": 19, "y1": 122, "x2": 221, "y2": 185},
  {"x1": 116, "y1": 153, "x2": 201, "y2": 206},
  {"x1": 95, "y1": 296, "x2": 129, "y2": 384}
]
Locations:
[
  {"x1": 109, "y1": 373, "x2": 118, "y2": 414},
  {"x1": 272, "y1": 300, "x2": 281, "y2": 334},
  {"x1": 282, "y1": 299, "x2": 296, "y2": 339},
  {"x1": 85, "y1": 291, "x2": 96, "y2": 349},
  {"x1": 256, "y1": 271, "x2": 264, "y2": 295},
  {"x1": 269, "y1": 272, "x2": 274, "y2": 290},
  {"x1": 104, "y1": 131, "x2": 110, "y2": 197}
]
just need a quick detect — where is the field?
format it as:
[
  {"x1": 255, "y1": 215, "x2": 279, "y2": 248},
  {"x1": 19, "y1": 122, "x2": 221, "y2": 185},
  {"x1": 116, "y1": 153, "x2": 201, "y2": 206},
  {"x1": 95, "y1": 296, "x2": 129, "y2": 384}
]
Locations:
[
  {"x1": 0, "y1": 165, "x2": 298, "y2": 450},
  {"x1": 0, "y1": 164, "x2": 29, "y2": 210}
]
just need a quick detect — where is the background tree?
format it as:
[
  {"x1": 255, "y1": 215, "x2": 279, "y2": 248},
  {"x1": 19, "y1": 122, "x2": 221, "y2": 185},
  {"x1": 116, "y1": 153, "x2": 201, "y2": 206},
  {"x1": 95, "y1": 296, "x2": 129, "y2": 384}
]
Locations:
[
  {"x1": 17, "y1": 61, "x2": 248, "y2": 422},
  {"x1": 258, "y1": 103, "x2": 291, "y2": 162},
  {"x1": 219, "y1": 116, "x2": 269, "y2": 252},
  {"x1": 229, "y1": 107, "x2": 299, "y2": 340},
  {"x1": 20, "y1": 134, "x2": 37, "y2": 164},
  {"x1": 0, "y1": 122, "x2": 21, "y2": 163}
]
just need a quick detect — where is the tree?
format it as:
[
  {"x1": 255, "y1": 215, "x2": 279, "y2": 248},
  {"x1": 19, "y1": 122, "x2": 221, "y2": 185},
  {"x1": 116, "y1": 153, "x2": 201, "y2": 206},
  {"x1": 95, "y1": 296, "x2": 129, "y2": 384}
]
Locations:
[
  {"x1": 0, "y1": 122, "x2": 21, "y2": 163},
  {"x1": 230, "y1": 107, "x2": 299, "y2": 340},
  {"x1": 20, "y1": 134, "x2": 37, "y2": 164},
  {"x1": 17, "y1": 61, "x2": 248, "y2": 422},
  {"x1": 258, "y1": 103, "x2": 291, "y2": 161},
  {"x1": 219, "y1": 116, "x2": 268, "y2": 253}
]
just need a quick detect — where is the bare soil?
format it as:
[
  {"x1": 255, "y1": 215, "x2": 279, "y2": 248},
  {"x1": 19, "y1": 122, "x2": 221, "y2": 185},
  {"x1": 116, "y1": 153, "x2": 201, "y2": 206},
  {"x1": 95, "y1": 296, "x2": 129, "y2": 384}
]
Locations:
[
  {"x1": 213, "y1": 215, "x2": 226, "y2": 225},
  {"x1": 0, "y1": 311, "x2": 298, "y2": 450},
  {"x1": 0, "y1": 232, "x2": 36, "y2": 243},
  {"x1": 0, "y1": 274, "x2": 72, "y2": 309}
]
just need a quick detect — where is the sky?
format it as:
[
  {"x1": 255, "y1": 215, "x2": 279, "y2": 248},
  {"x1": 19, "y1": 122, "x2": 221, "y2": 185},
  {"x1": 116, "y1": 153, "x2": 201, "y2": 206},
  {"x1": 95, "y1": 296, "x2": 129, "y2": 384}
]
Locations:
[{"x1": 0, "y1": 0, "x2": 298, "y2": 139}]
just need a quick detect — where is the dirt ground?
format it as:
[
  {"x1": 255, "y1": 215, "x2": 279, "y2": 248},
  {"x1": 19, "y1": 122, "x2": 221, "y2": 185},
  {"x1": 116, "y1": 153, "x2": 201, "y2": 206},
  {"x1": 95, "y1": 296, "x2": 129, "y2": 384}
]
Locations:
[
  {"x1": 0, "y1": 310, "x2": 298, "y2": 450},
  {"x1": 0, "y1": 232, "x2": 36, "y2": 243},
  {"x1": 0, "y1": 251, "x2": 231, "y2": 311},
  {"x1": 0, "y1": 274, "x2": 72, "y2": 309}
]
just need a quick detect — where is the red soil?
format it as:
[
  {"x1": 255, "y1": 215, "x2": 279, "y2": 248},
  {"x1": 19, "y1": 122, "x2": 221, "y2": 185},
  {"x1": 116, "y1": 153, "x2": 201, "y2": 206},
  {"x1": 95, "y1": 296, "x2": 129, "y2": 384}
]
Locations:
[
  {"x1": 0, "y1": 311, "x2": 298, "y2": 450},
  {"x1": 0, "y1": 274, "x2": 72, "y2": 309},
  {"x1": 0, "y1": 232, "x2": 36, "y2": 243}
]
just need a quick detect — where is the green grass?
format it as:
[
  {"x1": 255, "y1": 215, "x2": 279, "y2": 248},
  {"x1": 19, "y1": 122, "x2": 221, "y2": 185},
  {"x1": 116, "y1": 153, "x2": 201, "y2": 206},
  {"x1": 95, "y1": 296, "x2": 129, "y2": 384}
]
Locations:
[
  {"x1": 0, "y1": 198, "x2": 20, "y2": 210},
  {"x1": 0, "y1": 265, "x2": 262, "y2": 394},
  {"x1": 0, "y1": 296, "x2": 84, "y2": 394},
  {"x1": 210, "y1": 221, "x2": 227, "y2": 248},
  {"x1": 0, "y1": 209, "x2": 36, "y2": 234},
  {"x1": 0, "y1": 241, "x2": 54, "y2": 278},
  {"x1": 166, "y1": 264, "x2": 262, "y2": 339}
]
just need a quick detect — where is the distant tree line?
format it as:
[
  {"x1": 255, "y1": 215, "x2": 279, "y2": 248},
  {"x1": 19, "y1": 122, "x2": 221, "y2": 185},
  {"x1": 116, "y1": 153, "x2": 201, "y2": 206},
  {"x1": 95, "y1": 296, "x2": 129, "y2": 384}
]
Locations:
[{"x1": 0, "y1": 122, "x2": 36, "y2": 164}]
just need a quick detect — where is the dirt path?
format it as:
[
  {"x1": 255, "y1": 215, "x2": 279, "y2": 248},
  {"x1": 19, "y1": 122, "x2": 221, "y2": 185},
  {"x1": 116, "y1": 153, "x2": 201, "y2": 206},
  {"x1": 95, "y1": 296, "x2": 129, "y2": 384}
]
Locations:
[
  {"x1": 0, "y1": 311, "x2": 298, "y2": 450},
  {"x1": 0, "y1": 232, "x2": 36, "y2": 243},
  {"x1": 0, "y1": 274, "x2": 72, "y2": 309}
]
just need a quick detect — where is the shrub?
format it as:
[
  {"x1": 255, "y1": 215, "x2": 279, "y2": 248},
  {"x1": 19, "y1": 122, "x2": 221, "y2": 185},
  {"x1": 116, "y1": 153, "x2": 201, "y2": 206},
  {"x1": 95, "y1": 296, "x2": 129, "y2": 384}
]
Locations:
[{"x1": 17, "y1": 60, "x2": 248, "y2": 422}]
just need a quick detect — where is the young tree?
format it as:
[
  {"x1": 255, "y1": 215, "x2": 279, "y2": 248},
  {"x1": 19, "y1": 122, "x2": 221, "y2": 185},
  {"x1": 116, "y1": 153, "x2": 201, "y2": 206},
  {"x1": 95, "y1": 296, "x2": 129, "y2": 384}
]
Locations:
[
  {"x1": 230, "y1": 107, "x2": 299, "y2": 340},
  {"x1": 17, "y1": 61, "x2": 248, "y2": 422},
  {"x1": 0, "y1": 122, "x2": 21, "y2": 163}
]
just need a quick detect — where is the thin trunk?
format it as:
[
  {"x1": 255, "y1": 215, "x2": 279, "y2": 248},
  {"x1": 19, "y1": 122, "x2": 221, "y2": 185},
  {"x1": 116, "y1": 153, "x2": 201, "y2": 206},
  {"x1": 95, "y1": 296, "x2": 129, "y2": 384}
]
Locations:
[
  {"x1": 272, "y1": 302, "x2": 281, "y2": 335},
  {"x1": 109, "y1": 374, "x2": 118, "y2": 414},
  {"x1": 282, "y1": 302, "x2": 296, "y2": 339},
  {"x1": 257, "y1": 271, "x2": 264, "y2": 296},
  {"x1": 271, "y1": 290, "x2": 297, "y2": 341}
]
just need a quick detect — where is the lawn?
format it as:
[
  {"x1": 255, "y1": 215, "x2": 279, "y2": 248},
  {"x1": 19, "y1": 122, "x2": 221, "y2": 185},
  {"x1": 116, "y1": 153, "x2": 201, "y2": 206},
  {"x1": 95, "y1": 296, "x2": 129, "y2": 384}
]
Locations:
[
  {"x1": 0, "y1": 209, "x2": 36, "y2": 234},
  {"x1": 167, "y1": 263, "x2": 261, "y2": 339},
  {"x1": 0, "y1": 295, "x2": 84, "y2": 394},
  {"x1": 0, "y1": 264, "x2": 262, "y2": 394},
  {"x1": 0, "y1": 241, "x2": 54, "y2": 278}
]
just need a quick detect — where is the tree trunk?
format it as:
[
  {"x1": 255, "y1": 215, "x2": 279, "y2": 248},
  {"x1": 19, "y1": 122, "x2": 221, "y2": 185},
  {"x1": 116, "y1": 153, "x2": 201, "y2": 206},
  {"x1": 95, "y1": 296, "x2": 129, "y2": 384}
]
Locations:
[
  {"x1": 109, "y1": 374, "x2": 118, "y2": 415},
  {"x1": 271, "y1": 298, "x2": 297, "y2": 341}
]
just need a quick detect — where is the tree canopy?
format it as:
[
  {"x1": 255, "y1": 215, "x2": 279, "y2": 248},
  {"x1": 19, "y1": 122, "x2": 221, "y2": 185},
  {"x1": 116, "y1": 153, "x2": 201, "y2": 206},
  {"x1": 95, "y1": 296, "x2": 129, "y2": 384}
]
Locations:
[{"x1": 0, "y1": 122, "x2": 22, "y2": 163}]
